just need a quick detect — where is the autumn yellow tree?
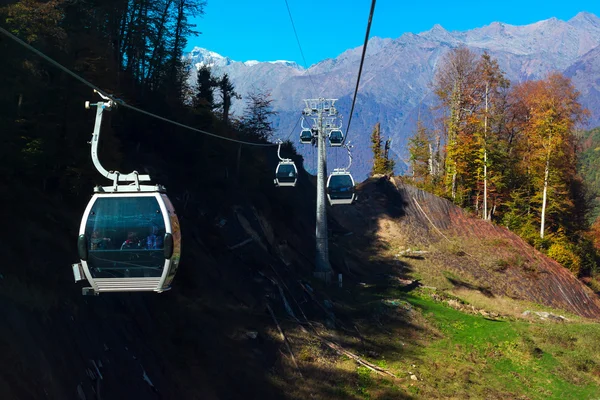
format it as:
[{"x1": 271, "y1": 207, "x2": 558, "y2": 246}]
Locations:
[
  {"x1": 434, "y1": 49, "x2": 509, "y2": 213},
  {"x1": 434, "y1": 47, "x2": 480, "y2": 202},
  {"x1": 510, "y1": 73, "x2": 587, "y2": 239},
  {"x1": 474, "y1": 53, "x2": 510, "y2": 220}
]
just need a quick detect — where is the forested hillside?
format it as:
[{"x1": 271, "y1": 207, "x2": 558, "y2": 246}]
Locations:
[
  {"x1": 406, "y1": 48, "x2": 600, "y2": 291},
  {"x1": 0, "y1": 0, "x2": 287, "y2": 213},
  {"x1": 0, "y1": 1, "x2": 315, "y2": 398},
  {"x1": 578, "y1": 127, "x2": 600, "y2": 219}
]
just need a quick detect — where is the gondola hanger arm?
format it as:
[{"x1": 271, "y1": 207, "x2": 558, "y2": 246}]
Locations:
[
  {"x1": 276, "y1": 139, "x2": 292, "y2": 162},
  {"x1": 86, "y1": 91, "x2": 151, "y2": 184},
  {"x1": 300, "y1": 116, "x2": 310, "y2": 131},
  {"x1": 344, "y1": 142, "x2": 353, "y2": 170}
]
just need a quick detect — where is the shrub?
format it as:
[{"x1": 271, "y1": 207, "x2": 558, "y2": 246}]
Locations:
[
  {"x1": 547, "y1": 238, "x2": 581, "y2": 276},
  {"x1": 588, "y1": 277, "x2": 600, "y2": 293}
]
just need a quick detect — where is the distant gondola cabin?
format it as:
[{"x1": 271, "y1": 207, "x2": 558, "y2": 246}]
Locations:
[
  {"x1": 300, "y1": 128, "x2": 313, "y2": 144},
  {"x1": 329, "y1": 130, "x2": 343, "y2": 146},
  {"x1": 326, "y1": 171, "x2": 356, "y2": 205},
  {"x1": 275, "y1": 161, "x2": 298, "y2": 187}
]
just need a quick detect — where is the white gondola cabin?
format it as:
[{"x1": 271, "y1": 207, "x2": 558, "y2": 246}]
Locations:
[
  {"x1": 76, "y1": 190, "x2": 181, "y2": 294},
  {"x1": 326, "y1": 170, "x2": 356, "y2": 205},
  {"x1": 275, "y1": 161, "x2": 298, "y2": 187},
  {"x1": 329, "y1": 129, "x2": 343, "y2": 146},
  {"x1": 274, "y1": 140, "x2": 298, "y2": 187},
  {"x1": 72, "y1": 91, "x2": 182, "y2": 295},
  {"x1": 300, "y1": 128, "x2": 312, "y2": 144}
]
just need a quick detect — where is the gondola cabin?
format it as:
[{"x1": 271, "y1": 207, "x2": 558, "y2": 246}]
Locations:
[
  {"x1": 300, "y1": 128, "x2": 313, "y2": 144},
  {"x1": 275, "y1": 161, "x2": 298, "y2": 187},
  {"x1": 326, "y1": 170, "x2": 356, "y2": 205},
  {"x1": 329, "y1": 129, "x2": 343, "y2": 146},
  {"x1": 75, "y1": 190, "x2": 181, "y2": 294}
]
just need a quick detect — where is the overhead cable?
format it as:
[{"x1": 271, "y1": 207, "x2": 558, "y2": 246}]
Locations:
[
  {"x1": 283, "y1": 0, "x2": 318, "y2": 96},
  {"x1": 285, "y1": 116, "x2": 302, "y2": 141},
  {"x1": 344, "y1": 0, "x2": 376, "y2": 143}
]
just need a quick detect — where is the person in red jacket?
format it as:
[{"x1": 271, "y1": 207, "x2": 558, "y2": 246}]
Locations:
[{"x1": 121, "y1": 232, "x2": 141, "y2": 250}]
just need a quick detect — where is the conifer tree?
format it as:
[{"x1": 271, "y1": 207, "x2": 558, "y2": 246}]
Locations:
[
  {"x1": 408, "y1": 121, "x2": 431, "y2": 185},
  {"x1": 240, "y1": 88, "x2": 276, "y2": 140},
  {"x1": 371, "y1": 122, "x2": 394, "y2": 176},
  {"x1": 217, "y1": 74, "x2": 238, "y2": 127},
  {"x1": 193, "y1": 65, "x2": 218, "y2": 110},
  {"x1": 371, "y1": 122, "x2": 386, "y2": 175},
  {"x1": 383, "y1": 138, "x2": 395, "y2": 176}
]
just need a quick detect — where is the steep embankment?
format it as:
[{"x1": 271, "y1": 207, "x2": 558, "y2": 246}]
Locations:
[{"x1": 332, "y1": 177, "x2": 600, "y2": 319}]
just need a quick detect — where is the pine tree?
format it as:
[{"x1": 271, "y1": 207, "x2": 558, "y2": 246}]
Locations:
[
  {"x1": 383, "y1": 138, "x2": 395, "y2": 176},
  {"x1": 217, "y1": 74, "x2": 238, "y2": 127},
  {"x1": 240, "y1": 88, "x2": 276, "y2": 140},
  {"x1": 371, "y1": 122, "x2": 387, "y2": 175},
  {"x1": 193, "y1": 65, "x2": 218, "y2": 111},
  {"x1": 408, "y1": 121, "x2": 431, "y2": 185}
]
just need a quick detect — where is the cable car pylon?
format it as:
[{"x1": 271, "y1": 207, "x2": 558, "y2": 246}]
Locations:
[
  {"x1": 72, "y1": 90, "x2": 182, "y2": 296},
  {"x1": 302, "y1": 98, "x2": 342, "y2": 284}
]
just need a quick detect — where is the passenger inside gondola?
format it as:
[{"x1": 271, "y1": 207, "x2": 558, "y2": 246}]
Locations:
[
  {"x1": 90, "y1": 230, "x2": 111, "y2": 250},
  {"x1": 121, "y1": 231, "x2": 141, "y2": 250},
  {"x1": 277, "y1": 164, "x2": 296, "y2": 178},
  {"x1": 84, "y1": 196, "x2": 168, "y2": 278},
  {"x1": 146, "y1": 226, "x2": 164, "y2": 249}
]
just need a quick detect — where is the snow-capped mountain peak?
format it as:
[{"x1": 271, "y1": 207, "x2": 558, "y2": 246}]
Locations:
[
  {"x1": 184, "y1": 14, "x2": 600, "y2": 180},
  {"x1": 267, "y1": 60, "x2": 302, "y2": 69},
  {"x1": 186, "y1": 47, "x2": 303, "y2": 70},
  {"x1": 188, "y1": 47, "x2": 232, "y2": 68}
]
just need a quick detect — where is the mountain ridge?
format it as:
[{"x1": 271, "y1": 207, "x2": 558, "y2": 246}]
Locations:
[{"x1": 185, "y1": 12, "x2": 600, "y2": 180}]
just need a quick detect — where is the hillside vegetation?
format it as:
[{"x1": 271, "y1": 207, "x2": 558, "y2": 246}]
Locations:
[
  {"x1": 278, "y1": 177, "x2": 600, "y2": 399},
  {"x1": 1, "y1": 1, "x2": 600, "y2": 398},
  {"x1": 406, "y1": 48, "x2": 600, "y2": 294},
  {"x1": 578, "y1": 127, "x2": 600, "y2": 219}
]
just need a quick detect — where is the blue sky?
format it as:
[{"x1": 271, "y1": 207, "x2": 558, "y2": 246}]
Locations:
[{"x1": 186, "y1": 0, "x2": 600, "y2": 66}]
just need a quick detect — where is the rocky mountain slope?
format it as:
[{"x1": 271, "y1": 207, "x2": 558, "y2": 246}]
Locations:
[{"x1": 185, "y1": 12, "x2": 600, "y2": 180}]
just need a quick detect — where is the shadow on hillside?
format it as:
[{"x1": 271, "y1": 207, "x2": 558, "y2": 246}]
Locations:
[
  {"x1": 1, "y1": 184, "x2": 289, "y2": 399},
  {"x1": 446, "y1": 277, "x2": 495, "y2": 298},
  {"x1": 210, "y1": 171, "x2": 426, "y2": 398},
  {"x1": 1, "y1": 152, "x2": 419, "y2": 400},
  {"x1": 228, "y1": 175, "x2": 427, "y2": 398}
]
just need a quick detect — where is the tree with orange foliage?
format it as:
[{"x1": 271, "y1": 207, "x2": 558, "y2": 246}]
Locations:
[
  {"x1": 434, "y1": 49, "x2": 509, "y2": 214},
  {"x1": 509, "y1": 73, "x2": 588, "y2": 239}
]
